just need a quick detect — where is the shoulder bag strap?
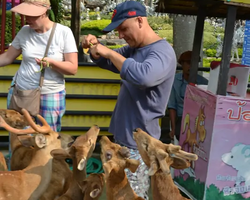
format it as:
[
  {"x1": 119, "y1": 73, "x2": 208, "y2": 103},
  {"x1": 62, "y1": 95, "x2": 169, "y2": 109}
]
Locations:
[{"x1": 40, "y1": 22, "x2": 57, "y2": 87}]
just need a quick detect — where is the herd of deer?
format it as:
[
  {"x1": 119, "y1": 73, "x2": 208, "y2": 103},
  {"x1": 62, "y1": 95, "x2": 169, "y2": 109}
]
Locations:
[{"x1": 0, "y1": 108, "x2": 198, "y2": 200}]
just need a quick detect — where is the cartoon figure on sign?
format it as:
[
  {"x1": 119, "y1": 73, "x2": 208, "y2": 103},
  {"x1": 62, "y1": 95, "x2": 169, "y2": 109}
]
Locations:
[
  {"x1": 182, "y1": 105, "x2": 206, "y2": 153},
  {"x1": 222, "y1": 143, "x2": 250, "y2": 187},
  {"x1": 180, "y1": 105, "x2": 206, "y2": 177}
]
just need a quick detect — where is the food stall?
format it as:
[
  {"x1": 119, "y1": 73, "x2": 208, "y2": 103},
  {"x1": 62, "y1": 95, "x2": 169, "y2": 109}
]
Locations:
[{"x1": 156, "y1": 0, "x2": 250, "y2": 199}]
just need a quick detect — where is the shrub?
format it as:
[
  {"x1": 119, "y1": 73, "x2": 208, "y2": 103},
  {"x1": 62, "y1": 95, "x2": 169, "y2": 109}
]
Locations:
[
  {"x1": 107, "y1": 44, "x2": 126, "y2": 49},
  {"x1": 50, "y1": 0, "x2": 64, "y2": 22},
  {"x1": 158, "y1": 30, "x2": 173, "y2": 44},
  {"x1": 204, "y1": 22, "x2": 224, "y2": 34},
  {"x1": 89, "y1": 13, "x2": 112, "y2": 20},
  {"x1": 81, "y1": 20, "x2": 111, "y2": 36},
  {"x1": 238, "y1": 48, "x2": 243, "y2": 58},
  {"x1": 147, "y1": 16, "x2": 172, "y2": 30},
  {"x1": 203, "y1": 32, "x2": 218, "y2": 49},
  {"x1": 203, "y1": 58, "x2": 221, "y2": 68},
  {"x1": 0, "y1": 11, "x2": 22, "y2": 45},
  {"x1": 205, "y1": 49, "x2": 217, "y2": 57}
]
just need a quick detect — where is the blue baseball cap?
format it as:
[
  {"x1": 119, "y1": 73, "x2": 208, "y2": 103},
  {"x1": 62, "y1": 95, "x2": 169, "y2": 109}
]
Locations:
[{"x1": 103, "y1": 1, "x2": 147, "y2": 33}]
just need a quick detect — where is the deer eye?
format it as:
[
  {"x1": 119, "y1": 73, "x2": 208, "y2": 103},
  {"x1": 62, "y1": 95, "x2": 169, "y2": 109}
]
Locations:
[
  {"x1": 144, "y1": 143, "x2": 149, "y2": 151},
  {"x1": 106, "y1": 151, "x2": 112, "y2": 160}
]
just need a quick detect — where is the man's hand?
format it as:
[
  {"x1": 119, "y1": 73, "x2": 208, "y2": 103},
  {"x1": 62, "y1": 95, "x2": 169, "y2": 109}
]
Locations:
[
  {"x1": 169, "y1": 130, "x2": 175, "y2": 140},
  {"x1": 90, "y1": 44, "x2": 113, "y2": 59},
  {"x1": 81, "y1": 34, "x2": 99, "y2": 49}
]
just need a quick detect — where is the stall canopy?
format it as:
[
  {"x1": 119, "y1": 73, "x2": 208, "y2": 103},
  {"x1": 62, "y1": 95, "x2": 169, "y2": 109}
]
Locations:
[{"x1": 156, "y1": 0, "x2": 250, "y2": 19}]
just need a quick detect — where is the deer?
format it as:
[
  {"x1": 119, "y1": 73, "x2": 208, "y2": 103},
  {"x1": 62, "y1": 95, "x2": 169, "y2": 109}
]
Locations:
[
  {"x1": 0, "y1": 108, "x2": 74, "y2": 200},
  {"x1": 50, "y1": 124, "x2": 101, "y2": 200},
  {"x1": 0, "y1": 109, "x2": 74, "y2": 199},
  {"x1": 100, "y1": 136, "x2": 144, "y2": 200},
  {"x1": 0, "y1": 152, "x2": 7, "y2": 171},
  {"x1": 0, "y1": 109, "x2": 29, "y2": 153},
  {"x1": 133, "y1": 128, "x2": 198, "y2": 200},
  {"x1": 78, "y1": 173, "x2": 105, "y2": 200}
]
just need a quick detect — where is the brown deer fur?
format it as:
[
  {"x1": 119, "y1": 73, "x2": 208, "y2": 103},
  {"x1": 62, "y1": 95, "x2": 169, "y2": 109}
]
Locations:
[
  {"x1": 100, "y1": 136, "x2": 144, "y2": 200},
  {"x1": 0, "y1": 109, "x2": 29, "y2": 152},
  {"x1": 133, "y1": 128, "x2": 198, "y2": 200},
  {"x1": 0, "y1": 152, "x2": 7, "y2": 171},
  {"x1": 0, "y1": 109, "x2": 74, "y2": 200},
  {"x1": 78, "y1": 173, "x2": 105, "y2": 200},
  {"x1": 0, "y1": 109, "x2": 74, "y2": 199},
  {"x1": 51, "y1": 125, "x2": 101, "y2": 200}
]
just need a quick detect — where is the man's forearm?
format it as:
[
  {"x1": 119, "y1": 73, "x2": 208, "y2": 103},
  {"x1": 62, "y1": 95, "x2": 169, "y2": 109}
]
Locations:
[
  {"x1": 108, "y1": 50, "x2": 126, "y2": 72},
  {"x1": 169, "y1": 109, "x2": 177, "y2": 131}
]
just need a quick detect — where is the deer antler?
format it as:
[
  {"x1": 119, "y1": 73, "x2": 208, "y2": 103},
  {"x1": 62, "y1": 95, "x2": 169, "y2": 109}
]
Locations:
[
  {"x1": 22, "y1": 109, "x2": 51, "y2": 134},
  {"x1": 0, "y1": 115, "x2": 36, "y2": 135},
  {"x1": 174, "y1": 150, "x2": 198, "y2": 161}
]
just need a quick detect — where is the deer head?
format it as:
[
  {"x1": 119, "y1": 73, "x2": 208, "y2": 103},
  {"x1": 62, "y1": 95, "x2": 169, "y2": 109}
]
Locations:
[
  {"x1": 133, "y1": 128, "x2": 198, "y2": 176},
  {"x1": 100, "y1": 136, "x2": 140, "y2": 179},
  {"x1": 0, "y1": 108, "x2": 74, "y2": 151},
  {"x1": 0, "y1": 109, "x2": 29, "y2": 129},
  {"x1": 51, "y1": 125, "x2": 100, "y2": 170},
  {"x1": 78, "y1": 173, "x2": 105, "y2": 199}
]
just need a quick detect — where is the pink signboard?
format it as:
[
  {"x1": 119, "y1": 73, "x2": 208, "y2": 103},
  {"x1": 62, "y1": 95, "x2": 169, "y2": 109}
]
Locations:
[
  {"x1": 174, "y1": 85, "x2": 216, "y2": 200},
  {"x1": 174, "y1": 85, "x2": 250, "y2": 200},
  {"x1": 206, "y1": 96, "x2": 250, "y2": 199}
]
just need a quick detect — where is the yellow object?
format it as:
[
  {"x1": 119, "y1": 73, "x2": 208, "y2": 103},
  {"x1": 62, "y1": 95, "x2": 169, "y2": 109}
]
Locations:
[
  {"x1": 83, "y1": 48, "x2": 89, "y2": 55},
  {"x1": 223, "y1": 0, "x2": 250, "y2": 4},
  {"x1": 35, "y1": 58, "x2": 49, "y2": 73}
]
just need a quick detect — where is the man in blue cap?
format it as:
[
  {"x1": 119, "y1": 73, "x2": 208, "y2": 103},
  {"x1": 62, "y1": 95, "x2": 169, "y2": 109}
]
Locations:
[{"x1": 82, "y1": 1, "x2": 176, "y2": 199}]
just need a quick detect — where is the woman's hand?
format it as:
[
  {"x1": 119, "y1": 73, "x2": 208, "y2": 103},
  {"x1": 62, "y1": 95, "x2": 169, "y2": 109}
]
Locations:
[{"x1": 35, "y1": 57, "x2": 53, "y2": 72}]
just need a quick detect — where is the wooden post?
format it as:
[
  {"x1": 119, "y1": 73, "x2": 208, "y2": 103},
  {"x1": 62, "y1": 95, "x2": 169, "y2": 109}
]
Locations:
[
  {"x1": 1, "y1": 0, "x2": 7, "y2": 54},
  {"x1": 188, "y1": 6, "x2": 206, "y2": 84},
  {"x1": 71, "y1": 0, "x2": 80, "y2": 47},
  {"x1": 216, "y1": 5, "x2": 237, "y2": 96}
]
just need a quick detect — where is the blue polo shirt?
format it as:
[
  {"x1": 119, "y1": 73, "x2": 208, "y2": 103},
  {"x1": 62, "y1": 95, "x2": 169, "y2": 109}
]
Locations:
[{"x1": 168, "y1": 72, "x2": 208, "y2": 117}]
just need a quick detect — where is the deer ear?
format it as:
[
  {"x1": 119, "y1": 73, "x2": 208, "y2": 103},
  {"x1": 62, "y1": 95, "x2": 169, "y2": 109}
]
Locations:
[
  {"x1": 90, "y1": 189, "x2": 101, "y2": 198},
  {"x1": 50, "y1": 149, "x2": 71, "y2": 159},
  {"x1": 119, "y1": 147, "x2": 130, "y2": 158},
  {"x1": 156, "y1": 149, "x2": 171, "y2": 174},
  {"x1": 148, "y1": 160, "x2": 158, "y2": 176},
  {"x1": 35, "y1": 134, "x2": 47, "y2": 148},
  {"x1": 90, "y1": 185, "x2": 102, "y2": 198},
  {"x1": 78, "y1": 180, "x2": 88, "y2": 193},
  {"x1": 17, "y1": 135, "x2": 35, "y2": 147},
  {"x1": 171, "y1": 157, "x2": 190, "y2": 169},
  {"x1": 126, "y1": 159, "x2": 140, "y2": 173}
]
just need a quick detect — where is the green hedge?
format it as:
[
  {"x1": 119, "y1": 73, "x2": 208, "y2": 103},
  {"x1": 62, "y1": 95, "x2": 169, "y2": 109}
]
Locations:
[
  {"x1": 205, "y1": 48, "x2": 243, "y2": 58},
  {"x1": 50, "y1": 0, "x2": 64, "y2": 22},
  {"x1": 205, "y1": 49, "x2": 217, "y2": 57},
  {"x1": 204, "y1": 22, "x2": 224, "y2": 34},
  {"x1": 81, "y1": 20, "x2": 111, "y2": 36},
  {"x1": 203, "y1": 58, "x2": 221, "y2": 68},
  {"x1": 158, "y1": 30, "x2": 173, "y2": 44},
  {"x1": 147, "y1": 16, "x2": 173, "y2": 30},
  {"x1": 0, "y1": 11, "x2": 22, "y2": 45}
]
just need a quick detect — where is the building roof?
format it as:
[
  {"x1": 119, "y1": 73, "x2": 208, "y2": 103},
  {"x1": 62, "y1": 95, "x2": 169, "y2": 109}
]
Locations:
[{"x1": 155, "y1": 0, "x2": 250, "y2": 19}]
